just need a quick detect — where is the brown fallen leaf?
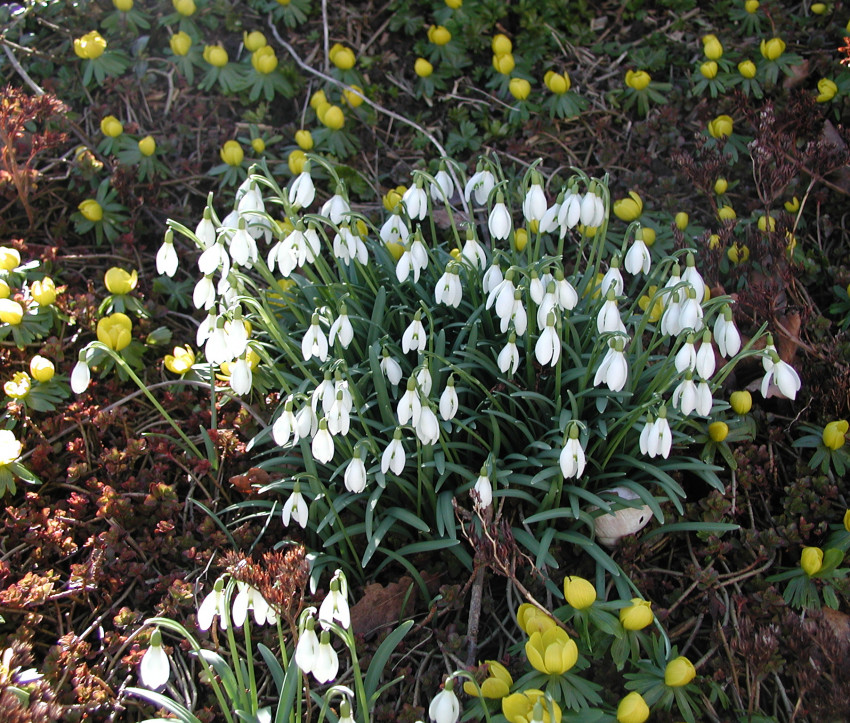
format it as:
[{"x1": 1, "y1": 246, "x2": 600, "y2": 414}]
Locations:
[
  {"x1": 350, "y1": 576, "x2": 417, "y2": 638},
  {"x1": 229, "y1": 467, "x2": 269, "y2": 495}
]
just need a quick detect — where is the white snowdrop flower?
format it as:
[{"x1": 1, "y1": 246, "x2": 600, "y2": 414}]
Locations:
[
  {"x1": 538, "y1": 200, "x2": 562, "y2": 235},
  {"x1": 70, "y1": 354, "x2": 91, "y2": 394},
  {"x1": 312, "y1": 419, "x2": 335, "y2": 463},
  {"x1": 402, "y1": 183, "x2": 429, "y2": 221},
  {"x1": 675, "y1": 335, "x2": 697, "y2": 373},
  {"x1": 760, "y1": 352, "x2": 801, "y2": 400},
  {"x1": 430, "y1": 168, "x2": 455, "y2": 202},
  {"x1": 678, "y1": 289, "x2": 704, "y2": 332},
  {"x1": 319, "y1": 571, "x2": 350, "y2": 629},
  {"x1": 344, "y1": 455, "x2": 368, "y2": 493},
  {"x1": 660, "y1": 289, "x2": 683, "y2": 337},
  {"x1": 597, "y1": 293, "x2": 626, "y2": 334},
  {"x1": 380, "y1": 350, "x2": 403, "y2": 387},
  {"x1": 312, "y1": 374, "x2": 336, "y2": 415},
  {"x1": 196, "y1": 311, "x2": 215, "y2": 347},
  {"x1": 320, "y1": 193, "x2": 351, "y2": 225},
  {"x1": 217, "y1": 274, "x2": 237, "y2": 307},
  {"x1": 334, "y1": 379, "x2": 353, "y2": 412},
  {"x1": 713, "y1": 306, "x2": 741, "y2": 357},
  {"x1": 529, "y1": 273, "x2": 546, "y2": 305},
  {"x1": 482, "y1": 263, "x2": 503, "y2": 295},
  {"x1": 558, "y1": 189, "x2": 582, "y2": 230},
  {"x1": 266, "y1": 239, "x2": 291, "y2": 277},
  {"x1": 488, "y1": 273, "x2": 517, "y2": 314},
  {"x1": 195, "y1": 212, "x2": 217, "y2": 249},
  {"x1": 397, "y1": 378, "x2": 422, "y2": 426},
  {"x1": 435, "y1": 266, "x2": 463, "y2": 307},
  {"x1": 282, "y1": 485, "x2": 309, "y2": 528},
  {"x1": 273, "y1": 398, "x2": 299, "y2": 446},
  {"x1": 329, "y1": 307, "x2": 354, "y2": 348},
  {"x1": 416, "y1": 405, "x2": 441, "y2": 445},
  {"x1": 590, "y1": 193, "x2": 606, "y2": 227},
  {"x1": 229, "y1": 357, "x2": 253, "y2": 395},
  {"x1": 337, "y1": 698, "x2": 355, "y2": 723},
  {"x1": 380, "y1": 213, "x2": 410, "y2": 246},
  {"x1": 554, "y1": 271, "x2": 578, "y2": 310},
  {"x1": 579, "y1": 192, "x2": 598, "y2": 227},
  {"x1": 499, "y1": 290, "x2": 527, "y2": 336},
  {"x1": 600, "y1": 261, "x2": 624, "y2": 297},
  {"x1": 229, "y1": 225, "x2": 258, "y2": 267},
  {"x1": 593, "y1": 339, "x2": 628, "y2": 392},
  {"x1": 439, "y1": 376, "x2": 458, "y2": 421},
  {"x1": 462, "y1": 236, "x2": 487, "y2": 270},
  {"x1": 536, "y1": 287, "x2": 557, "y2": 331},
  {"x1": 381, "y1": 429, "x2": 406, "y2": 475},
  {"x1": 410, "y1": 235, "x2": 429, "y2": 272},
  {"x1": 226, "y1": 316, "x2": 250, "y2": 358},
  {"x1": 497, "y1": 334, "x2": 520, "y2": 375},
  {"x1": 295, "y1": 404, "x2": 318, "y2": 439},
  {"x1": 193, "y1": 275, "x2": 216, "y2": 310},
  {"x1": 302, "y1": 314, "x2": 329, "y2": 362},
  {"x1": 313, "y1": 630, "x2": 339, "y2": 684},
  {"x1": 198, "y1": 239, "x2": 230, "y2": 276},
  {"x1": 473, "y1": 467, "x2": 492, "y2": 508},
  {"x1": 396, "y1": 247, "x2": 417, "y2": 284},
  {"x1": 429, "y1": 680, "x2": 460, "y2": 723},
  {"x1": 156, "y1": 233, "x2": 178, "y2": 277},
  {"x1": 218, "y1": 210, "x2": 239, "y2": 240},
  {"x1": 522, "y1": 181, "x2": 548, "y2": 223},
  {"x1": 289, "y1": 168, "x2": 315, "y2": 208},
  {"x1": 695, "y1": 331, "x2": 716, "y2": 379},
  {"x1": 535, "y1": 313, "x2": 561, "y2": 367},
  {"x1": 695, "y1": 380, "x2": 713, "y2": 416},
  {"x1": 559, "y1": 426, "x2": 586, "y2": 479},
  {"x1": 197, "y1": 578, "x2": 229, "y2": 631},
  {"x1": 294, "y1": 616, "x2": 319, "y2": 674},
  {"x1": 672, "y1": 374, "x2": 699, "y2": 416},
  {"x1": 416, "y1": 366, "x2": 432, "y2": 396},
  {"x1": 464, "y1": 168, "x2": 496, "y2": 205},
  {"x1": 232, "y1": 583, "x2": 275, "y2": 627},
  {"x1": 624, "y1": 235, "x2": 651, "y2": 275},
  {"x1": 205, "y1": 323, "x2": 232, "y2": 366},
  {"x1": 303, "y1": 227, "x2": 321, "y2": 263},
  {"x1": 681, "y1": 253, "x2": 705, "y2": 303},
  {"x1": 639, "y1": 412, "x2": 672, "y2": 459},
  {"x1": 402, "y1": 313, "x2": 427, "y2": 353},
  {"x1": 327, "y1": 391, "x2": 351, "y2": 436},
  {"x1": 139, "y1": 629, "x2": 170, "y2": 690},
  {"x1": 488, "y1": 197, "x2": 512, "y2": 240},
  {"x1": 333, "y1": 225, "x2": 356, "y2": 265}
]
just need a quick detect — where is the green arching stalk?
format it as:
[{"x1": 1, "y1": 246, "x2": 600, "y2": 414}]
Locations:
[{"x1": 243, "y1": 618, "x2": 259, "y2": 715}]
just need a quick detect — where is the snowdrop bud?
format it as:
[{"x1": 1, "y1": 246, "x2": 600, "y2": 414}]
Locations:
[
  {"x1": 559, "y1": 423, "x2": 586, "y2": 479},
  {"x1": 498, "y1": 333, "x2": 520, "y2": 375},
  {"x1": 319, "y1": 571, "x2": 351, "y2": 629},
  {"x1": 439, "y1": 375, "x2": 459, "y2": 421},
  {"x1": 156, "y1": 229, "x2": 179, "y2": 277},
  {"x1": 71, "y1": 351, "x2": 91, "y2": 394},
  {"x1": 382, "y1": 428, "x2": 406, "y2": 475},
  {"x1": 695, "y1": 380, "x2": 713, "y2": 416},
  {"x1": 675, "y1": 334, "x2": 697, "y2": 373},
  {"x1": 312, "y1": 419, "x2": 335, "y2": 464},
  {"x1": 696, "y1": 330, "x2": 716, "y2": 379},
  {"x1": 229, "y1": 356, "x2": 253, "y2": 395},
  {"x1": 682, "y1": 252, "x2": 705, "y2": 302},
  {"x1": 302, "y1": 313, "x2": 329, "y2": 362},
  {"x1": 398, "y1": 377, "x2": 422, "y2": 426},
  {"x1": 195, "y1": 207, "x2": 216, "y2": 249},
  {"x1": 416, "y1": 405, "x2": 440, "y2": 445},
  {"x1": 295, "y1": 616, "x2": 319, "y2": 674},
  {"x1": 329, "y1": 304, "x2": 354, "y2": 348},
  {"x1": 672, "y1": 373, "x2": 699, "y2": 416},
  {"x1": 430, "y1": 165, "x2": 454, "y2": 202},
  {"x1": 312, "y1": 630, "x2": 339, "y2": 683},
  {"x1": 522, "y1": 175, "x2": 548, "y2": 223},
  {"x1": 488, "y1": 193, "x2": 512, "y2": 240},
  {"x1": 473, "y1": 465, "x2": 492, "y2": 508},
  {"x1": 624, "y1": 231, "x2": 651, "y2": 275},
  {"x1": 289, "y1": 163, "x2": 315, "y2": 208},
  {"x1": 380, "y1": 348, "x2": 403, "y2": 386},
  {"x1": 713, "y1": 305, "x2": 741, "y2": 357},
  {"x1": 139, "y1": 628, "x2": 170, "y2": 689},
  {"x1": 535, "y1": 312, "x2": 561, "y2": 367},
  {"x1": 344, "y1": 453, "x2": 368, "y2": 493},
  {"x1": 601, "y1": 257, "x2": 624, "y2": 297}
]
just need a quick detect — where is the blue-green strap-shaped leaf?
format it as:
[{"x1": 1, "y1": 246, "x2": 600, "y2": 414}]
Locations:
[
  {"x1": 257, "y1": 643, "x2": 285, "y2": 695},
  {"x1": 364, "y1": 620, "x2": 414, "y2": 706},
  {"x1": 125, "y1": 687, "x2": 204, "y2": 723}
]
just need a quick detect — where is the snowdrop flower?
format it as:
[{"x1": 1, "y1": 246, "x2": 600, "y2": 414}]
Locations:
[
  {"x1": 312, "y1": 373, "x2": 336, "y2": 415},
  {"x1": 597, "y1": 291, "x2": 626, "y2": 334},
  {"x1": 554, "y1": 270, "x2": 578, "y2": 310},
  {"x1": 713, "y1": 305, "x2": 741, "y2": 357},
  {"x1": 529, "y1": 272, "x2": 546, "y2": 305},
  {"x1": 312, "y1": 419, "x2": 335, "y2": 463},
  {"x1": 600, "y1": 259, "x2": 624, "y2": 297},
  {"x1": 333, "y1": 225, "x2": 368, "y2": 266},
  {"x1": 228, "y1": 223, "x2": 258, "y2": 267},
  {"x1": 488, "y1": 271, "x2": 517, "y2": 313},
  {"x1": 464, "y1": 167, "x2": 495, "y2": 205},
  {"x1": 535, "y1": 312, "x2": 561, "y2": 367},
  {"x1": 430, "y1": 166, "x2": 454, "y2": 202},
  {"x1": 695, "y1": 331, "x2": 716, "y2": 379},
  {"x1": 344, "y1": 454, "x2": 368, "y2": 493},
  {"x1": 229, "y1": 356, "x2": 252, "y2": 395},
  {"x1": 380, "y1": 349, "x2": 403, "y2": 387},
  {"x1": 313, "y1": 630, "x2": 339, "y2": 683},
  {"x1": 195, "y1": 209, "x2": 217, "y2": 249},
  {"x1": 193, "y1": 274, "x2": 216, "y2": 310},
  {"x1": 338, "y1": 697, "x2": 356, "y2": 723},
  {"x1": 140, "y1": 629, "x2": 170, "y2": 689},
  {"x1": 197, "y1": 577, "x2": 229, "y2": 631},
  {"x1": 402, "y1": 182, "x2": 429, "y2": 221},
  {"x1": 232, "y1": 583, "x2": 275, "y2": 627},
  {"x1": 498, "y1": 333, "x2": 520, "y2": 375},
  {"x1": 559, "y1": 424, "x2": 586, "y2": 479},
  {"x1": 488, "y1": 194, "x2": 512, "y2": 240},
  {"x1": 429, "y1": 678, "x2": 460, "y2": 723},
  {"x1": 380, "y1": 212, "x2": 410, "y2": 246},
  {"x1": 327, "y1": 391, "x2": 351, "y2": 436},
  {"x1": 435, "y1": 265, "x2": 463, "y2": 307},
  {"x1": 660, "y1": 289, "x2": 683, "y2": 337},
  {"x1": 397, "y1": 378, "x2": 422, "y2": 426},
  {"x1": 695, "y1": 380, "x2": 713, "y2": 416},
  {"x1": 289, "y1": 166, "x2": 315, "y2": 208},
  {"x1": 402, "y1": 312, "x2": 427, "y2": 353},
  {"x1": 760, "y1": 351, "x2": 801, "y2": 400},
  {"x1": 539, "y1": 198, "x2": 562, "y2": 235},
  {"x1": 624, "y1": 232, "x2": 651, "y2": 275},
  {"x1": 593, "y1": 338, "x2": 628, "y2": 392},
  {"x1": 462, "y1": 234, "x2": 487, "y2": 270},
  {"x1": 522, "y1": 178, "x2": 548, "y2": 223},
  {"x1": 439, "y1": 375, "x2": 458, "y2": 421},
  {"x1": 499, "y1": 289, "x2": 527, "y2": 336},
  {"x1": 557, "y1": 188, "x2": 582, "y2": 230},
  {"x1": 639, "y1": 411, "x2": 672, "y2": 459},
  {"x1": 70, "y1": 352, "x2": 91, "y2": 394},
  {"x1": 382, "y1": 429, "x2": 406, "y2": 475},
  {"x1": 395, "y1": 245, "x2": 417, "y2": 283},
  {"x1": 410, "y1": 233, "x2": 429, "y2": 271},
  {"x1": 672, "y1": 373, "x2": 699, "y2": 416},
  {"x1": 198, "y1": 239, "x2": 230, "y2": 276},
  {"x1": 473, "y1": 467, "x2": 492, "y2": 508},
  {"x1": 482, "y1": 263, "x2": 503, "y2": 295},
  {"x1": 295, "y1": 404, "x2": 318, "y2": 439},
  {"x1": 273, "y1": 398, "x2": 299, "y2": 446},
  {"x1": 536, "y1": 283, "x2": 557, "y2": 331},
  {"x1": 675, "y1": 335, "x2": 697, "y2": 373},
  {"x1": 681, "y1": 253, "x2": 705, "y2": 302},
  {"x1": 415, "y1": 366, "x2": 432, "y2": 396},
  {"x1": 295, "y1": 615, "x2": 319, "y2": 674},
  {"x1": 302, "y1": 314, "x2": 329, "y2": 362},
  {"x1": 156, "y1": 231, "x2": 178, "y2": 277},
  {"x1": 678, "y1": 288, "x2": 704, "y2": 332},
  {"x1": 416, "y1": 405, "x2": 440, "y2": 445},
  {"x1": 320, "y1": 191, "x2": 351, "y2": 225},
  {"x1": 319, "y1": 571, "x2": 350, "y2": 629},
  {"x1": 205, "y1": 321, "x2": 232, "y2": 365},
  {"x1": 580, "y1": 189, "x2": 605, "y2": 227},
  {"x1": 329, "y1": 306, "x2": 354, "y2": 348},
  {"x1": 282, "y1": 484, "x2": 309, "y2": 528}
]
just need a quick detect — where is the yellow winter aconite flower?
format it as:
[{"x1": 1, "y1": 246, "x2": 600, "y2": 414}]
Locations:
[
  {"x1": 503, "y1": 690, "x2": 561, "y2": 723},
  {"x1": 784, "y1": 196, "x2": 800, "y2": 213},
  {"x1": 674, "y1": 211, "x2": 689, "y2": 230},
  {"x1": 492, "y1": 34, "x2": 512, "y2": 55},
  {"x1": 709, "y1": 421, "x2": 729, "y2": 442},
  {"x1": 619, "y1": 598, "x2": 654, "y2": 630},
  {"x1": 97, "y1": 312, "x2": 133, "y2": 351},
  {"x1": 428, "y1": 25, "x2": 451, "y2": 45},
  {"x1": 113, "y1": 0, "x2": 133, "y2": 10},
  {"x1": 0, "y1": 430, "x2": 23, "y2": 467},
  {"x1": 310, "y1": 90, "x2": 327, "y2": 109},
  {"x1": 714, "y1": 177, "x2": 728, "y2": 195},
  {"x1": 509, "y1": 78, "x2": 531, "y2": 100},
  {"x1": 138, "y1": 136, "x2": 156, "y2": 157},
  {"x1": 702, "y1": 34, "x2": 723, "y2": 60},
  {"x1": 203, "y1": 44, "x2": 228, "y2": 68},
  {"x1": 525, "y1": 626, "x2": 578, "y2": 675},
  {"x1": 252, "y1": 46, "x2": 278, "y2": 74},
  {"x1": 816, "y1": 78, "x2": 837, "y2": 103},
  {"x1": 563, "y1": 575, "x2": 596, "y2": 609},
  {"x1": 760, "y1": 37, "x2": 786, "y2": 60},
  {"x1": 294, "y1": 130, "x2": 313, "y2": 151},
  {"x1": 74, "y1": 31, "x2": 107, "y2": 60},
  {"x1": 445, "y1": 0, "x2": 462, "y2": 7},
  {"x1": 105, "y1": 267, "x2": 138, "y2": 295},
  {"x1": 288, "y1": 150, "x2": 306, "y2": 175},
  {"x1": 170, "y1": 31, "x2": 192, "y2": 56},
  {"x1": 745, "y1": 0, "x2": 760, "y2": 11},
  {"x1": 0, "y1": 280, "x2": 9, "y2": 299},
  {"x1": 757, "y1": 214, "x2": 776, "y2": 232},
  {"x1": 164, "y1": 346, "x2": 196, "y2": 375},
  {"x1": 251, "y1": 137, "x2": 265, "y2": 153},
  {"x1": 219, "y1": 348, "x2": 260, "y2": 379},
  {"x1": 727, "y1": 244, "x2": 749, "y2": 264},
  {"x1": 800, "y1": 546, "x2": 824, "y2": 576},
  {"x1": 0, "y1": 247, "x2": 21, "y2": 271},
  {"x1": 665, "y1": 656, "x2": 697, "y2": 687},
  {"x1": 730, "y1": 390, "x2": 752, "y2": 415},
  {"x1": 823, "y1": 420, "x2": 849, "y2": 450},
  {"x1": 329, "y1": 43, "x2": 356, "y2": 70},
  {"x1": 220, "y1": 140, "x2": 244, "y2": 167},
  {"x1": 463, "y1": 660, "x2": 513, "y2": 698},
  {"x1": 4, "y1": 371, "x2": 31, "y2": 399},
  {"x1": 844, "y1": 509, "x2": 850, "y2": 533},
  {"x1": 243, "y1": 30, "x2": 267, "y2": 52},
  {"x1": 516, "y1": 603, "x2": 556, "y2": 635},
  {"x1": 30, "y1": 355, "x2": 55, "y2": 383},
  {"x1": 343, "y1": 85, "x2": 365, "y2": 108},
  {"x1": 708, "y1": 115, "x2": 733, "y2": 138},
  {"x1": 493, "y1": 53, "x2": 515, "y2": 75},
  {"x1": 625, "y1": 70, "x2": 651, "y2": 90},
  {"x1": 811, "y1": 2, "x2": 826, "y2": 12},
  {"x1": 414, "y1": 57, "x2": 433, "y2": 78},
  {"x1": 101, "y1": 115, "x2": 123, "y2": 138},
  {"x1": 0, "y1": 299, "x2": 24, "y2": 325},
  {"x1": 545, "y1": 71, "x2": 570, "y2": 94},
  {"x1": 173, "y1": 0, "x2": 196, "y2": 15},
  {"x1": 382, "y1": 186, "x2": 406, "y2": 212},
  {"x1": 738, "y1": 60, "x2": 757, "y2": 78},
  {"x1": 700, "y1": 61, "x2": 718, "y2": 79},
  {"x1": 613, "y1": 191, "x2": 643, "y2": 221},
  {"x1": 717, "y1": 205, "x2": 736, "y2": 221},
  {"x1": 321, "y1": 105, "x2": 345, "y2": 130},
  {"x1": 708, "y1": 234, "x2": 721, "y2": 249},
  {"x1": 617, "y1": 692, "x2": 649, "y2": 723},
  {"x1": 639, "y1": 227, "x2": 655, "y2": 246}
]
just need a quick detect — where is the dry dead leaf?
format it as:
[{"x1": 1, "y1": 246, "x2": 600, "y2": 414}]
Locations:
[{"x1": 350, "y1": 576, "x2": 417, "y2": 638}]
